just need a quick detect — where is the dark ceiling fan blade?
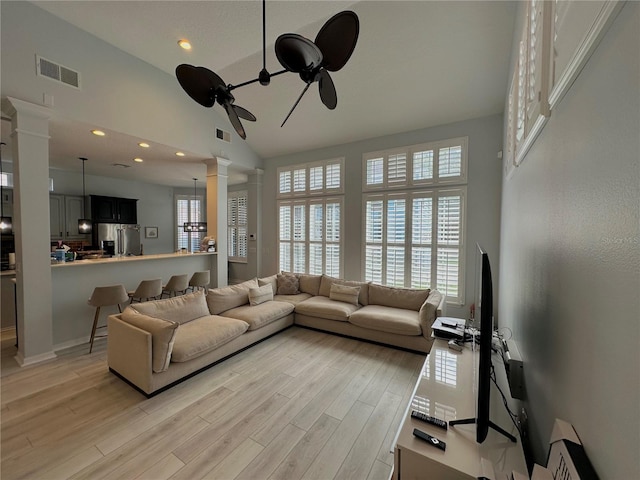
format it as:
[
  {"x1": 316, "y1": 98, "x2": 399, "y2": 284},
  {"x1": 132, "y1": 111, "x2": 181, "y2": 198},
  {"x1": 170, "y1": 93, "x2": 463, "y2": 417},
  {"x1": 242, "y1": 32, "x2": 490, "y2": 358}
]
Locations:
[
  {"x1": 281, "y1": 83, "x2": 312, "y2": 127},
  {"x1": 224, "y1": 103, "x2": 246, "y2": 139},
  {"x1": 315, "y1": 11, "x2": 359, "y2": 72},
  {"x1": 175, "y1": 64, "x2": 216, "y2": 107},
  {"x1": 275, "y1": 34, "x2": 323, "y2": 73},
  {"x1": 233, "y1": 105, "x2": 256, "y2": 122},
  {"x1": 318, "y1": 69, "x2": 337, "y2": 110}
]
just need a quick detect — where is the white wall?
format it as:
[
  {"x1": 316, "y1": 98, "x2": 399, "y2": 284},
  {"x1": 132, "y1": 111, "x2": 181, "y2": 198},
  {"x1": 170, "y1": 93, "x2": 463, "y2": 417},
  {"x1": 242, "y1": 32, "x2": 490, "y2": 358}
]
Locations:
[
  {"x1": 499, "y1": 2, "x2": 639, "y2": 477},
  {"x1": 261, "y1": 114, "x2": 504, "y2": 319}
]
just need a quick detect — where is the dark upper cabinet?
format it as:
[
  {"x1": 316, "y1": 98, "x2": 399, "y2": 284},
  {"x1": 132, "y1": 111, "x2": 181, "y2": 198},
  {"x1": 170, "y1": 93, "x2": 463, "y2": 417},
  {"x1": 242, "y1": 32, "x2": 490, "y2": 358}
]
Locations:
[{"x1": 91, "y1": 195, "x2": 138, "y2": 224}]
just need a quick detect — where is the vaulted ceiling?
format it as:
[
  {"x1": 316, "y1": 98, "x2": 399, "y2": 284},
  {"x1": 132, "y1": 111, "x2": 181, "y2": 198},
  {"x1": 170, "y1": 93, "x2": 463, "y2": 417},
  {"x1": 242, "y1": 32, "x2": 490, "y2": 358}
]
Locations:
[{"x1": 6, "y1": 1, "x2": 516, "y2": 186}]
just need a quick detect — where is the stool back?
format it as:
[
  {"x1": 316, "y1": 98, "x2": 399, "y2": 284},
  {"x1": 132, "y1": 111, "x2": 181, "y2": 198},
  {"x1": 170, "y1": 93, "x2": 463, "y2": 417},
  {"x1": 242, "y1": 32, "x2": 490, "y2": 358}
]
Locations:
[
  {"x1": 131, "y1": 278, "x2": 163, "y2": 300},
  {"x1": 189, "y1": 270, "x2": 210, "y2": 290},
  {"x1": 88, "y1": 285, "x2": 129, "y2": 307}
]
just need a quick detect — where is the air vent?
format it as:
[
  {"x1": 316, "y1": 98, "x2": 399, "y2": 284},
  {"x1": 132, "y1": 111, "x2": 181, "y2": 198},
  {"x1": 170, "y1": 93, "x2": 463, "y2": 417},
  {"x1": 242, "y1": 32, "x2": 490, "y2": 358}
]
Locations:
[
  {"x1": 216, "y1": 128, "x2": 231, "y2": 143},
  {"x1": 36, "y1": 55, "x2": 81, "y2": 89},
  {"x1": 112, "y1": 163, "x2": 131, "y2": 169}
]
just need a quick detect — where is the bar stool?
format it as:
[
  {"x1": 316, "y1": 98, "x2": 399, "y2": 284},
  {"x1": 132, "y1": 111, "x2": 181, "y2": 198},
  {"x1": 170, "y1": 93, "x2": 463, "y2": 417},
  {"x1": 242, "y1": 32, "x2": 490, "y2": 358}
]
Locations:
[
  {"x1": 87, "y1": 284, "x2": 129, "y2": 353},
  {"x1": 161, "y1": 274, "x2": 189, "y2": 298},
  {"x1": 128, "y1": 278, "x2": 162, "y2": 303},
  {"x1": 188, "y1": 270, "x2": 210, "y2": 292}
]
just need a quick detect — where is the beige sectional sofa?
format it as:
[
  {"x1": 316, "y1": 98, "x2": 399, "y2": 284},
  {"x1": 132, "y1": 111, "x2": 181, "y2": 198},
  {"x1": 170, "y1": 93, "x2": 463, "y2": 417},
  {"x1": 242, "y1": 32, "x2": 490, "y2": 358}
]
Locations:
[{"x1": 107, "y1": 274, "x2": 443, "y2": 396}]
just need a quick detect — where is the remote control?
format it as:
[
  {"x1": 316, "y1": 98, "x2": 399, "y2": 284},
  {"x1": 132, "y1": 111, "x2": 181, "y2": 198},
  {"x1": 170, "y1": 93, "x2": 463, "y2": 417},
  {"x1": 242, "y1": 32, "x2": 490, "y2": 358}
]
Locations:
[
  {"x1": 411, "y1": 410, "x2": 448, "y2": 430},
  {"x1": 448, "y1": 339, "x2": 463, "y2": 352},
  {"x1": 413, "y1": 428, "x2": 446, "y2": 451}
]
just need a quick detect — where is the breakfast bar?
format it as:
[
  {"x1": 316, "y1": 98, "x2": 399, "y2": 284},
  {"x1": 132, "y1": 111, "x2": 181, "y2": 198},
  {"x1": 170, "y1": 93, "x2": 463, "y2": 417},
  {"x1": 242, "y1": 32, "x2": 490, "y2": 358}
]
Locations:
[{"x1": 49, "y1": 252, "x2": 217, "y2": 349}]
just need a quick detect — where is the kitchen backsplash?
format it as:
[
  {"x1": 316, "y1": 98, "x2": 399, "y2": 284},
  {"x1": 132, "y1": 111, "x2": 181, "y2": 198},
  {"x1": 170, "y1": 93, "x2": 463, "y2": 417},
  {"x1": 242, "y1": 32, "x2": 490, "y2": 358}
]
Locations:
[{"x1": 50, "y1": 240, "x2": 91, "y2": 252}]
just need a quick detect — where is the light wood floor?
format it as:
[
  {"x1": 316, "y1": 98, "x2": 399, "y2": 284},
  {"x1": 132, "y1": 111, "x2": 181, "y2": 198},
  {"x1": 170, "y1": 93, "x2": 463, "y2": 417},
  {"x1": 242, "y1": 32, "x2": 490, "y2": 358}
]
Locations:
[{"x1": 1, "y1": 326, "x2": 425, "y2": 480}]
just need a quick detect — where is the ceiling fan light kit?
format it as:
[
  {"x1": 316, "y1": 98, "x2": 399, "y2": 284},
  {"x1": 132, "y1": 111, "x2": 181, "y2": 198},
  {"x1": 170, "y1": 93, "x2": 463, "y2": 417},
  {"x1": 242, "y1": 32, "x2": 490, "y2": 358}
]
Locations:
[{"x1": 175, "y1": 3, "x2": 359, "y2": 140}]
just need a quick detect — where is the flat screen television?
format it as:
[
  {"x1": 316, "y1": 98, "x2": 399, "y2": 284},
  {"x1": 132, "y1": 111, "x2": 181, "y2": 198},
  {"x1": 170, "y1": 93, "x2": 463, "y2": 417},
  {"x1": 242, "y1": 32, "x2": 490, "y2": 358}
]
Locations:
[{"x1": 449, "y1": 243, "x2": 516, "y2": 443}]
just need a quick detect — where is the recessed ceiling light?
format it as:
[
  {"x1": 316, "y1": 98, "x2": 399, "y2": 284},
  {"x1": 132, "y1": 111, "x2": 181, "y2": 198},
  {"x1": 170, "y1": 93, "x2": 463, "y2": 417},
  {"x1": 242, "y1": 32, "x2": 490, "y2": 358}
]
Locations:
[
  {"x1": 178, "y1": 39, "x2": 192, "y2": 50},
  {"x1": 175, "y1": 151, "x2": 185, "y2": 157},
  {"x1": 134, "y1": 158, "x2": 144, "y2": 163},
  {"x1": 91, "y1": 129, "x2": 106, "y2": 136},
  {"x1": 138, "y1": 142, "x2": 150, "y2": 148}
]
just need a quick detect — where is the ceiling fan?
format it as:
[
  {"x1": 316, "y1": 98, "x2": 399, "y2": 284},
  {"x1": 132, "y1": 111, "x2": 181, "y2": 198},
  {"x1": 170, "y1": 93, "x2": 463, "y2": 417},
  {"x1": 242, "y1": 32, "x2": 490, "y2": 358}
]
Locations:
[{"x1": 175, "y1": 1, "x2": 359, "y2": 140}]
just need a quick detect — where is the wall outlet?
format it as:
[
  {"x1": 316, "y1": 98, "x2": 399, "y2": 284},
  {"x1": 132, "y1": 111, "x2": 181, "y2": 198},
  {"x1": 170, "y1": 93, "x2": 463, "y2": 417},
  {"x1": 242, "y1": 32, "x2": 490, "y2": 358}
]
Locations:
[{"x1": 517, "y1": 407, "x2": 528, "y2": 441}]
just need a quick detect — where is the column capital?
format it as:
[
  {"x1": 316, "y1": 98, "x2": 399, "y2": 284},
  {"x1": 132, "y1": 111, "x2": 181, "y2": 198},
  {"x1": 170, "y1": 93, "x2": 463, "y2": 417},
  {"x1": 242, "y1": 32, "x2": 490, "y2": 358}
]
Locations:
[
  {"x1": 2, "y1": 97, "x2": 52, "y2": 120},
  {"x1": 204, "y1": 157, "x2": 232, "y2": 176}
]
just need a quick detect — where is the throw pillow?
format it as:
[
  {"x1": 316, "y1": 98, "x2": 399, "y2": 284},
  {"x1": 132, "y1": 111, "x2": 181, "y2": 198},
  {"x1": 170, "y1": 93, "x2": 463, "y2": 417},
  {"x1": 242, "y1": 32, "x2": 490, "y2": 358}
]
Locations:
[
  {"x1": 248, "y1": 284, "x2": 274, "y2": 306},
  {"x1": 120, "y1": 308, "x2": 179, "y2": 373},
  {"x1": 329, "y1": 283, "x2": 361, "y2": 306},
  {"x1": 277, "y1": 273, "x2": 300, "y2": 295}
]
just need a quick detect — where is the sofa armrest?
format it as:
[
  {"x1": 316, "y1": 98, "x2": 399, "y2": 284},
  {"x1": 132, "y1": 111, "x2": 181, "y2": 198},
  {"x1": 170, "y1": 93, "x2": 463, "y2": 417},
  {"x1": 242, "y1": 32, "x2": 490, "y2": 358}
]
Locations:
[
  {"x1": 108, "y1": 314, "x2": 153, "y2": 394},
  {"x1": 418, "y1": 290, "x2": 444, "y2": 340}
]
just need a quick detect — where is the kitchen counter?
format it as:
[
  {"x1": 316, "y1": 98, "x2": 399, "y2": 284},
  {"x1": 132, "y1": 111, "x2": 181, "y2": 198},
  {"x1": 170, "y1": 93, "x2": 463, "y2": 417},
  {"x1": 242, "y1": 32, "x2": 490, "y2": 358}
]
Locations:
[
  {"x1": 49, "y1": 251, "x2": 218, "y2": 349},
  {"x1": 51, "y1": 251, "x2": 216, "y2": 268}
]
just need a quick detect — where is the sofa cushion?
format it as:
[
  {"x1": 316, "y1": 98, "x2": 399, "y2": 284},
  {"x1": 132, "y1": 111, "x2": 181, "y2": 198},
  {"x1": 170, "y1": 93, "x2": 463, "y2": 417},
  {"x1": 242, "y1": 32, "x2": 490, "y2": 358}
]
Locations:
[
  {"x1": 274, "y1": 292, "x2": 312, "y2": 306},
  {"x1": 329, "y1": 284, "x2": 361, "y2": 306},
  {"x1": 258, "y1": 274, "x2": 278, "y2": 295},
  {"x1": 171, "y1": 315, "x2": 249, "y2": 363},
  {"x1": 249, "y1": 284, "x2": 273, "y2": 306},
  {"x1": 120, "y1": 308, "x2": 179, "y2": 373},
  {"x1": 368, "y1": 284, "x2": 430, "y2": 311},
  {"x1": 349, "y1": 305, "x2": 422, "y2": 336},
  {"x1": 277, "y1": 273, "x2": 300, "y2": 295},
  {"x1": 128, "y1": 291, "x2": 209, "y2": 325},
  {"x1": 319, "y1": 275, "x2": 370, "y2": 305},
  {"x1": 299, "y1": 274, "x2": 322, "y2": 296},
  {"x1": 295, "y1": 296, "x2": 360, "y2": 322},
  {"x1": 221, "y1": 301, "x2": 294, "y2": 330},
  {"x1": 206, "y1": 279, "x2": 259, "y2": 315}
]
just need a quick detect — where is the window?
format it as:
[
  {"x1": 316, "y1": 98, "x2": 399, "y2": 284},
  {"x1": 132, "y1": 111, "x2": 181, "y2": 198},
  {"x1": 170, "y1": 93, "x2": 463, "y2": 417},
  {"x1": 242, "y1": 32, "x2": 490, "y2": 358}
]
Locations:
[
  {"x1": 228, "y1": 191, "x2": 248, "y2": 262},
  {"x1": 363, "y1": 137, "x2": 467, "y2": 190},
  {"x1": 363, "y1": 189, "x2": 465, "y2": 302},
  {"x1": 362, "y1": 137, "x2": 467, "y2": 303},
  {"x1": 278, "y1": 158, "x2": 344, "y2": 275},
  {"x1": 278, "y1": 158, "x2": 344, "y2": 197},
  {"x1": 507, "y1": 0, "x2": 551, "y2": 168},
  {"x1": 176, "y1": 194, "x2": 205, "y2": 252}
]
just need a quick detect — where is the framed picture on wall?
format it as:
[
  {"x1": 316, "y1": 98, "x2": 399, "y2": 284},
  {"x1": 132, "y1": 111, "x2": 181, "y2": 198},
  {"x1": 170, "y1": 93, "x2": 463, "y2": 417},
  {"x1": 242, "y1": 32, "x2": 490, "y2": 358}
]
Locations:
[{"x1": 145, "y1": 226, "x2": 158, "y2": 239}]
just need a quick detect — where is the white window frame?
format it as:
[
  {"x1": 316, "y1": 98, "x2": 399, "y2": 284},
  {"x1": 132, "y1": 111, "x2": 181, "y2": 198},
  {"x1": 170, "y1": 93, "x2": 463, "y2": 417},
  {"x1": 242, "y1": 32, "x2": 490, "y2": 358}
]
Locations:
[
  {"x1": 277, "y1": 158, "x2": 344, "y2": 198},
  {"x1": 509, "y1": 0, "x2": 552, "y2": 168},
  {"x1": 228, "y1": 190, "x2": 248, "y2": 263},
  {"x1": 277, "y1": 158, "x2": 345, "y2": 276},
  {"x1": 362, "y1": 187, "x2": 466, "y2": 305},
  {"x1": 278, "y1": 196, "x2": 344, "y2": 277},
  {"x1": 362, "y1": 137, "x2": 468, "y2": 192},
  {"x1": 175, "y1": 194, "x2": 205, "y2": 252}
]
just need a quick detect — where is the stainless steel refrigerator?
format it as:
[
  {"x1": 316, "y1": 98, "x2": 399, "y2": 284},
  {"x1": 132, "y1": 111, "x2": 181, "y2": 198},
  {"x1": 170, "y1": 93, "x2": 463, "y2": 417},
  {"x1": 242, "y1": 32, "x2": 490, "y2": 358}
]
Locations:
[{"x1": 97, "y1": 224, "x2": 141, "y2": 256}]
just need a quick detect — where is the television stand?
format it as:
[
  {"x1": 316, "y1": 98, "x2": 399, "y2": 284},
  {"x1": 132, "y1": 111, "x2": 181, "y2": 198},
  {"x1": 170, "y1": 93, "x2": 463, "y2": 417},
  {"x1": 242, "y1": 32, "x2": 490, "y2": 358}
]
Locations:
[
  {"x1": 449, "y1": 417, "x2": 517, "y2": 443},
  {"x1": 392, "y1": 339, "x2": 526, "y2": 479}
]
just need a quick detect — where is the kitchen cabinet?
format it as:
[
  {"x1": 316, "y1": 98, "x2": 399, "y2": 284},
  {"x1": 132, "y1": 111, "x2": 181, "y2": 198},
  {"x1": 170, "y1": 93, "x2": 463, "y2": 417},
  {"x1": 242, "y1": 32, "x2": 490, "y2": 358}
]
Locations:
[
  {"x1": 50, "y1": 194, "x2": 89, "y2": 240},
  {"x1": 90, "y1": 195, "x2": 137, "y2": 224}
]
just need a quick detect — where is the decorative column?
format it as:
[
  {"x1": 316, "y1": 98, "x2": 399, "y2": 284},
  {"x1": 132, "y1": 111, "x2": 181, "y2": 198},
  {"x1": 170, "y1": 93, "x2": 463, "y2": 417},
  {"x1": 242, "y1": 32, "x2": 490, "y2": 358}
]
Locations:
[
  {"x1": 204, "y1": 157, "x2": 231, "y2": 288},
  {"x1": 3, "y1": 97, "x2": 56, "y2": 366},
  {"x1": 246, "y1": 168, "x2": 263, "y2": 278}
]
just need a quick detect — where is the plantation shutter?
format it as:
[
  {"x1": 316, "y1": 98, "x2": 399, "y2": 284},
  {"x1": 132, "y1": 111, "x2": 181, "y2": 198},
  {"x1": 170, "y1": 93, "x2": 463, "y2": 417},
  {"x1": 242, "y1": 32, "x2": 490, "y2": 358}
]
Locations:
[{"x1": 436, "y1": 194, "x2": 462, "y2": 298}]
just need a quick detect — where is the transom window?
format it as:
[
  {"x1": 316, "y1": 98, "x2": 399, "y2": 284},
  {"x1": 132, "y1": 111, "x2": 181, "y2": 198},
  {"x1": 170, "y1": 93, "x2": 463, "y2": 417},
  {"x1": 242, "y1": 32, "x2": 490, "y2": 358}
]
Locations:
[
  {"x1": 278, "y1": 158, "x2": 344, "y2": 197},
  {"x1": 363, "y1": 137, "x2": 467, "y2": 190}
]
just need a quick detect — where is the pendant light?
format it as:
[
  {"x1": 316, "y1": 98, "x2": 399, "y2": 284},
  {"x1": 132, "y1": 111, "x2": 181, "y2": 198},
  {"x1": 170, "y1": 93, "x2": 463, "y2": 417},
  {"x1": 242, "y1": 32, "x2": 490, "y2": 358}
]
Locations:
[
  {"x1": 183, "y1": 178, "x2": 207, "y2": 233},
  {"x1": 0, "y1": 142, "x2": 12, "y2": 234},
  {"x1": 77, "y1": 157, "x2": 92, "y2": 234}
]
